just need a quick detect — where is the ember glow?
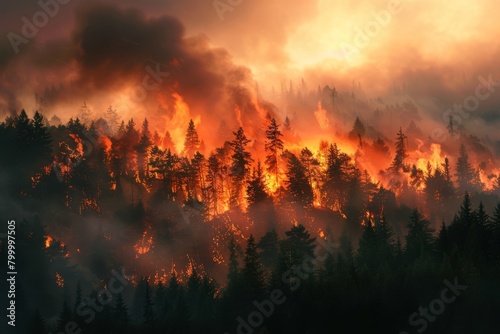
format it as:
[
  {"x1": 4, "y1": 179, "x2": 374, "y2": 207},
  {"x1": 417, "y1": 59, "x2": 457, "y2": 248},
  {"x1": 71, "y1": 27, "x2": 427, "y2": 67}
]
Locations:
[
  {"x1": 1, "y1": 1, "x2": 500, "y2": 333},
  {"x1": 45, "y1": 236, "x2": 53, "y2": 249}
]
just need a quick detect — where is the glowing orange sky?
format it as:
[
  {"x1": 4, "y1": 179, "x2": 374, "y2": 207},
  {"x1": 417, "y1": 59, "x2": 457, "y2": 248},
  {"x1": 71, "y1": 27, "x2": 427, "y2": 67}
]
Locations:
[{"x1": 1, "y1": 0, "x2": 499, "y2": 142}]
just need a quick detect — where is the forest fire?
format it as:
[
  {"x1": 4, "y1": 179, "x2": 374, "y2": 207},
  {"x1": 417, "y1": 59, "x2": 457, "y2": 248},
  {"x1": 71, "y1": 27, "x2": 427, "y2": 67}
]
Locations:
[
  {"x1": 101, "y1": 136, "x2": 112, "y2": 155},
  {"x1": 2, "y1": 1, "x2": 500, "y2": 332},
  {"x1": 135, "y1": 231, "x2": 153, "y2": 257}
]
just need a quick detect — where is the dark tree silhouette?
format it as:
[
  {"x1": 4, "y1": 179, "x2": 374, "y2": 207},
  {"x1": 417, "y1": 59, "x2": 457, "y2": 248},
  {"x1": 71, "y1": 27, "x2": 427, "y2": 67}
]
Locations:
[
  {"x1": 405, "y1": 209, "x2": 435, "y2": 262},
  {"x1": 265, "y1": 118, "x2": 284, "y2": 185},
  {"x1": 229, "y1": 127, "x2": 253, "y2": 208},
  {"x1": 455, "y1": 143, "x2": 481, "y2": 192},
  {"x1": 348, "y1": 116, "x2": 366, "y2": 144},
  {"x1": 243, "y1": 235, "x2": 265, "y2": 298},
  {"x1": 184, "y1": 119, "x2": 200, "y2": 158},
  {"x1": 285, "y1": 152, "x2": 313, "y2": 208},
  {"x1": 389, "y1": 127, "x2": 409, "y2": 173}
]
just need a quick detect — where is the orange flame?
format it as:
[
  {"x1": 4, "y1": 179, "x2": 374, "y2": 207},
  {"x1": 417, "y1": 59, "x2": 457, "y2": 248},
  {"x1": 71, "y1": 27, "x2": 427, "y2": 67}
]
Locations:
[
  {"x1": 45, "y1": 236, "x2": 53, "y2": 248},
  {"x1": 134, "y1": 231, "x2": 153, "y2": 257}
]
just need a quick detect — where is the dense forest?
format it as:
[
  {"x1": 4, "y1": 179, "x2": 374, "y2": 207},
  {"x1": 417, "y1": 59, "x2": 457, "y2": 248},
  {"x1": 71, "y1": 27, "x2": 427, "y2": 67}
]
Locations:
[{"x1": 1, "y1": 108, "x2": 500, "y2": 334}]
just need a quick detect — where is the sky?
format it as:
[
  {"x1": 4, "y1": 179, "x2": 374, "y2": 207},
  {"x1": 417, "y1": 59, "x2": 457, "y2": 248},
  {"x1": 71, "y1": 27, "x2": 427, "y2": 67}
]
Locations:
[{"x1": 1, "y1": 0, "x2": 499, "y2": 143}]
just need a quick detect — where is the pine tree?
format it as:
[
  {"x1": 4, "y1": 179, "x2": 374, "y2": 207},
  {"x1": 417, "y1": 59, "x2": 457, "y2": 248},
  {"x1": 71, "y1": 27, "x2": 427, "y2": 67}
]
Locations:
[
  {"x1": 246, "y1": 161, "x2": 270, "y2": 210},
  {"x1": 229, "y1": 127, "x2": 253, "y2": 208},
  {"x1": 117, "y1": 120, "x2": 126, "y2": 138},
  {"x1": 124, "y1": 119, "x2": 140, "y2": 148},
  {"x1": 491, "y1": 203, "x2": 500, "y2": 261},
  {"x1": 437, "y1": 220, "x2": 449, "y2": 254},
  {"x1": 440, "y1": 157, "x2": 455, "y2": 202},
  {"x1": 167, "y1": 272, "x2": 181, "y2": 303},
  {"x1": 448, "y1": 192, "x2": 474, "y2": 250},
  {"x1": 243, "y1": 235, "x2": 265, "y2": 298},
  {"x1": 300, "y1": 147, "x2": 319, "y2": 189},
  {"x1": 447, "y1": 114, "x2": 455, "y2": 138},
  {"x1": 162, "y1": 130, "x2": 175, "y2": 149},
  {"x1": 257, "y1": 230, "x2": 280, "y2": 270},
  {"x1": 191, "y1": 151, "x2": 206, "y2": 201},
  {"x1": 74, "y1": 281, "x2": 83, "y2": 315},
  {"x1": 389, "y1": 127, "x2": 409, "y2": 173},
  {"x1": 148, "y1": 147, "x2": 178, "y2": 199},
  {"x1": 455, "y1": 143, "x2": 477, "y2": 191},
  {"x1": 152, "y1": 130, "x2": 161, "y2": 145},
  {"x1": 405, "y1": 209, "x2": 435, "y2": 262},
  {"x1": 323, "y1": 144, "x2": 351, "y2": 210},
  {"x1": 283, "y1": 224, "x2": 316, "y2": 266},
  {"x1": 143, "y1": 281, "x2": 155, "y2": 327},
  {"x1": 468, "y1": 202, "x2": 491, "y2": 267},
  {"x1": 184, "y1": 119, "x2": 200, "y2": 157},
  {"x1": 104, "y1": 105, "x2": 120, "y2": 134},
  {"x1": 374, "y1": 213, "x2": 395, "y2": 265},
  {"x1": 285, "y1": 152, "x2": 313, "y2": 208},
  {"x1": 114, "y1": 293, "x2": 130, "y2": 327},
  {"x1": 459, "y1": 191, "x2": 473, "y2": 227},
  {"x1": 348, "y1": 116, "x2": 366, "y2": 144},
  {"x1": 32, "y1": 111, "x2": 53, "y2": 183},
  {"x1": 154, "y1": 282, "x2": 166, "y2": 323},
  {"x1": 227, "y1": 237, "x2": 240, "y2": 290},
  {"x1": 265, "y1": 118, "x2": 284, "y2": 185},
  {"x1": 77, "y1": 101, "x2": 92, "y2": 125},
  {"x1": 56, "y1": 300, "x2": 73, "y2": 333},
  {"x1": 395, "y1": 237, "x2": 404, "y2": 269},
  {"x1": 205, "y1": 153, "x2": 221, "y2": 216},
  {"x1": 345, "y1": 165, "x2": 365, "y2": 236},
  {"x1": 187, "y1": 267, "x2": 201, "y2": 303},
  {"x1": 357, "y1": 219, "x2": 378, "y2": 271},
  {"x1": 136, "y1": 118, "x2": 152, "y2": 179}
]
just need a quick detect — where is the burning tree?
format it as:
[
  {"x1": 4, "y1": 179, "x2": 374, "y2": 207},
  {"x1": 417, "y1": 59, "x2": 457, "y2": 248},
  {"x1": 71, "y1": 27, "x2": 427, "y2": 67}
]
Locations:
[
  {"x1": 265, "y1": 118, "x2": 284, "y2": 189},
  {"x1": 184, "y1": 119, "x2": 200, "y2": 158},
  {"x1": 136, "y1": 118, "x2": 153, "y2": 181},
  {"x1": 389, "y1": 127, "x2": 409, "y2": 173},
  {"x1": 229, "y1": 127, "x2": 253, "y2": 209},
  {"x1": 455, "y1": 143, "x2": 482, "y2": 192}
]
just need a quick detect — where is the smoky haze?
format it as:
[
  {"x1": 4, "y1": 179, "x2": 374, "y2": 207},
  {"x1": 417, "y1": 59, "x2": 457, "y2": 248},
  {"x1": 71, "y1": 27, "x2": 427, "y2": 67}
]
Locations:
[
  {"x1": 1, "y1": 1, "x2": 500, "y2": 149},
  {"x1": 0, "y1": 3, "x2": 277, "y2": 150}
]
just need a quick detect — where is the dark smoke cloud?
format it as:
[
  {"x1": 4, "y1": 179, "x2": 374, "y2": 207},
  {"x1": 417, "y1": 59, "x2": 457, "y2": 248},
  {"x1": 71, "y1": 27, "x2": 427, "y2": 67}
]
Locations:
[{"x1": 0, "y1": 3, "x2": 276, "y2": 146}]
